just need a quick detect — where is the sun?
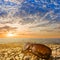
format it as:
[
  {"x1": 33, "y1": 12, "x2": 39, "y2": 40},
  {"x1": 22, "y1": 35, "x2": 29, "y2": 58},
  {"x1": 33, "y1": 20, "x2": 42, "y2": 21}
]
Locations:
[
  {"x1": 7, "y1": 33, "x2": 14, "y2": 37},
  {"x1": 7, "y1": 32, "x2": 16, "y2": 37}
]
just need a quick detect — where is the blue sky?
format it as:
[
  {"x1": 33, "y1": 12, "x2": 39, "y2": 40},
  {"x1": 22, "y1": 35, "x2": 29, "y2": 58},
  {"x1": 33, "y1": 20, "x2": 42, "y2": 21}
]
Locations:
[{"x1": 0, "y1": 0, "x2": 60, "y2": 38}]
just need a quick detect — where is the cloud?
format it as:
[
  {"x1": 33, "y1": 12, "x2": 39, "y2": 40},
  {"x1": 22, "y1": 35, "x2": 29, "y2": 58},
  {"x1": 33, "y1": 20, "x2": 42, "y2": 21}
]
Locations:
[
  {"x1": 0, "y1": 0, "x2": 60, "y2": 35},
  {"x1": 0, "y1": 25, "x2": 17, "y2": 33}
]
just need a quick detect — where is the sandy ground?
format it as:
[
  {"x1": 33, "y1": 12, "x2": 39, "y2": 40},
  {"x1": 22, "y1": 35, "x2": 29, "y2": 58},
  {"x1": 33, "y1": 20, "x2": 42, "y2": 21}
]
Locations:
[{"x1": 0, "y1": 43, "x2": 60, "y2": 60}]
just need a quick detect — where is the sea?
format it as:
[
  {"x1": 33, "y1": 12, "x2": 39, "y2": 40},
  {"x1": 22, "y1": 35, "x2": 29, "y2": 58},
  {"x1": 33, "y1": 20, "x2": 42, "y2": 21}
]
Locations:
[{"x1": 0, "y1": 38, "x2": 60, "y2": 44}]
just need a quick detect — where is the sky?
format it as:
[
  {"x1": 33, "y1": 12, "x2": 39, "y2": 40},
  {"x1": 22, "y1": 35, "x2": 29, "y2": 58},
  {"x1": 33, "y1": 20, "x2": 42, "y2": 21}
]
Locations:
[{"x1": 0, "y1": 0, "x2": 60, "y2": 38}]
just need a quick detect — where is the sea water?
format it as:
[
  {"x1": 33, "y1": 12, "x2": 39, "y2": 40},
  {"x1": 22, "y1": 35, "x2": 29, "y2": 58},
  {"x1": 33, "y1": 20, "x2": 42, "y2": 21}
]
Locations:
[{"x1": 0, "y1": 38, "x2": 60, "y2": 44}]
